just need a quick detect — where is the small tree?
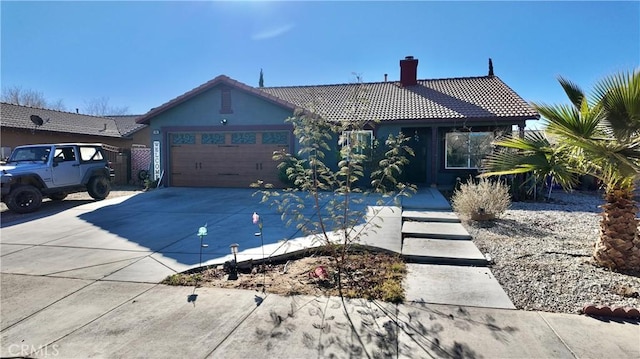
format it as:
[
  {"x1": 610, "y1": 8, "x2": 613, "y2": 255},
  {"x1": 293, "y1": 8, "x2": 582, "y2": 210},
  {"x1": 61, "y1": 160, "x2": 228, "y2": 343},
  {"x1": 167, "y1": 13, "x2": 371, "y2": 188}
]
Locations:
[
  {"x1": 2, "y1": 85, "x2": 66, "y2": 111},
  {"x1": 83, "y1": 96, "x2": 129, "y2": 116},
  {"x1": 254, "y1": 109, "x2": 415, "y2": 294},
  {"x1": 253, "y1": 76, "x2": 415, "y2": 294},
  {"x1": 259, "y1": 68, "x2": 264, "y2": 88}
]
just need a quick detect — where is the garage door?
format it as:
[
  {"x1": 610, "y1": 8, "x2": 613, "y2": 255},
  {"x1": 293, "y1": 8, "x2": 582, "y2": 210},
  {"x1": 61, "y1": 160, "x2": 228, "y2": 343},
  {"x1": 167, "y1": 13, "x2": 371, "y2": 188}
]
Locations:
[{"x1": 169, "y1": 131, "x2": 290, "y2": 188}]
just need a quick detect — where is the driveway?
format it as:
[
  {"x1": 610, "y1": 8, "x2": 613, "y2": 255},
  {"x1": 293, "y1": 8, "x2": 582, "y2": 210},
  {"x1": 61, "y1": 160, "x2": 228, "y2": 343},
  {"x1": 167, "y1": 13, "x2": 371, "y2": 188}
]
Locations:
[{"x1": 0, "y1": 187, "x2": 400, "y2": 283}]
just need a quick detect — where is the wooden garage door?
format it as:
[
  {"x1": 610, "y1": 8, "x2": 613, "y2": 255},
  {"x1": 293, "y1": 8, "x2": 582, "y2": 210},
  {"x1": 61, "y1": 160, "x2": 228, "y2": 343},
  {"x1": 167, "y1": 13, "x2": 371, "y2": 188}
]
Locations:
[{"x1": 170, "y1": 131, "x2": 290, "y2": 188}]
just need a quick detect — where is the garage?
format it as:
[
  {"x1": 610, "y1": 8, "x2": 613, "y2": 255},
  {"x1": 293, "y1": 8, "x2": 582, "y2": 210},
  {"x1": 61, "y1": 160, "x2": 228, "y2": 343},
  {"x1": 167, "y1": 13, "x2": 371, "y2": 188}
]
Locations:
[{"x1": 169, "y1": 130, "x2": 290, "y2": 188}]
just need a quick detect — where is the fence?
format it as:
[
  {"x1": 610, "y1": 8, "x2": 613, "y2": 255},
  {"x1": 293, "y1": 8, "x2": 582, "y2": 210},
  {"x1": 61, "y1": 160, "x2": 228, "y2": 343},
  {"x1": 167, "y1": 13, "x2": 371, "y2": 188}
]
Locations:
[{"x1": 102, "y1": 144, "x2": 129, "y2": 185}]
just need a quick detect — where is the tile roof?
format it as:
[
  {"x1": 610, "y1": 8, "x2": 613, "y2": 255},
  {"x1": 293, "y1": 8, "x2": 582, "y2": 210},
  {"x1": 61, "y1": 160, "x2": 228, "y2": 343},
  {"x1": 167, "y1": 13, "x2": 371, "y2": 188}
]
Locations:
[
  {"x1": 259, "y1": 76, "x2": 539, "y2": 123},
  {"x1": 0, "y1": 103, "x2": 146, "y2": 138},
  {"x1": 136, "y1": 75, "x2": 298, "y2": 124},
  {"x1": 105, "y1": 115, "x2": 147, "y2": 137}
]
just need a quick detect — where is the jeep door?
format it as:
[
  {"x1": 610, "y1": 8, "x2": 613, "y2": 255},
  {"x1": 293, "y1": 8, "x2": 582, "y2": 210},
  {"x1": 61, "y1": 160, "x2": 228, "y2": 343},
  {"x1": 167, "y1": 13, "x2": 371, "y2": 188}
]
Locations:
[{"x1": 51, "y1": 146, "x2": 81, "y2": 186}]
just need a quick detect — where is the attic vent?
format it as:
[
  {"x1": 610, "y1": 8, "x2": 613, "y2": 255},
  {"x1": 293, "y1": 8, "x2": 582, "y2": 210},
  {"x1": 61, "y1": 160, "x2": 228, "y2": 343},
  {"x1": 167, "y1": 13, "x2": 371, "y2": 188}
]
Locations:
[{"x1": 220, "y1": 87, "x2": 233, "y2": 114}]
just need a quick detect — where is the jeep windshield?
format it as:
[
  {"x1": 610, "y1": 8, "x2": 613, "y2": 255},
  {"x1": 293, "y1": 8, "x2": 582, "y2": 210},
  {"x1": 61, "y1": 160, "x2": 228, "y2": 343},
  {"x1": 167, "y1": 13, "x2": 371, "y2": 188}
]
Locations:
[{"x1": 7, "y1": 146, "x2": 51, "y2": 163}]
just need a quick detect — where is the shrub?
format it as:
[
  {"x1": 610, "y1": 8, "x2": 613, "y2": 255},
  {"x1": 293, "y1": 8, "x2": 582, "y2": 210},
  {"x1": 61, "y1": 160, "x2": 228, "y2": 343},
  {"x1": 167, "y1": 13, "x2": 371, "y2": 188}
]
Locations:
[{"x1": 451, "y1": 177, "x2": 511, "y2": 221}]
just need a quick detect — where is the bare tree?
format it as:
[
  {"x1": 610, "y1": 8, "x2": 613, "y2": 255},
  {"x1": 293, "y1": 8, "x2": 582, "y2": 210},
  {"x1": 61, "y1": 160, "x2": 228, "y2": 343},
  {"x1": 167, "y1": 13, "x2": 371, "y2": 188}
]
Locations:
[
  {"x1": 83, "y1": 97, "x2": 129, "y2": 116},
  {"x1": 1, "y1": 85, "x2": 66, "y2": 111}
]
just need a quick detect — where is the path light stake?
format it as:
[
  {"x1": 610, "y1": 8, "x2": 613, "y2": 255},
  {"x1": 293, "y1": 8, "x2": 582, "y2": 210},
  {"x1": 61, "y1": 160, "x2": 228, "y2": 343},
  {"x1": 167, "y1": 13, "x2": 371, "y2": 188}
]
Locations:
[
  {"x1": 197, "y1": 225, "x2": 208, "y2": 269},
  {"x1": 253, "y1": 212, "x2": 265, "y2": 291},
  {"x1": 229, "y1": 243, "x2": 239, "y2": 280}
]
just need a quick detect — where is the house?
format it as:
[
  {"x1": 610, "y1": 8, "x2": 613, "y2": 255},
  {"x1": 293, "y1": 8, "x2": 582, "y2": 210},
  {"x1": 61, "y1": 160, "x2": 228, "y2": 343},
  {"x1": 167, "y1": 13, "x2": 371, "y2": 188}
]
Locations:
[
  {"x1": 135, "y1": 56, "x2": 539, "y2": 188},
  {"x1": 0, "y1": 103, "x2": 150, "y2": 184}
]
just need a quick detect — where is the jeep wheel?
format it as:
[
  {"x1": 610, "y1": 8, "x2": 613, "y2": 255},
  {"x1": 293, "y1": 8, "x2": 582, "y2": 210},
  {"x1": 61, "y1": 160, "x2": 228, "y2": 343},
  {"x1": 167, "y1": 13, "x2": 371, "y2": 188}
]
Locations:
[
  {"x1": 49, "y1": 193, "x2": 68, "y2": 201},
  {"x1": 6, "y1": 185, "x2": 43, "y2": 213},
  {"x1": 88, "y1": 176, "x2": 111, "y2": 200}
]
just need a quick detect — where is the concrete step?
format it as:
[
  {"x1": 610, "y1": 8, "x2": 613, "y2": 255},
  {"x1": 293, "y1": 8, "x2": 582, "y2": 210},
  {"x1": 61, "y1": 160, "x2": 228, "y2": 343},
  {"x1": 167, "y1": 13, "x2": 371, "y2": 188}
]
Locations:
[
  {"x1": 401, "y1": 221, "x2": 471, "y2": 240},
  {"x1": 403, "y1": 263, "x2": 515, "y2": 309},
  {"x1": 402, "y1": 210, "x2": 460, "y2": 223},
  {"x1": 402, "y1": 237, "x2": 488, "y2": 266},
  {"x1": 401, "y1": 188, "x2": 451, "y2": 211}
]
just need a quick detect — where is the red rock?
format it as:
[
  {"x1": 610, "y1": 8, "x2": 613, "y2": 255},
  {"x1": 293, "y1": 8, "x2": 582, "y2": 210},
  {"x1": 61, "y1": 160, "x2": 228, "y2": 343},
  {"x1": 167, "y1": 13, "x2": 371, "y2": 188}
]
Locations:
[
  {"x1": 625, "y1": 308, "x2": 640, "y2": 318},
  {"x1": 612, "y1": 307, "x2": 628, "y2": 317}
]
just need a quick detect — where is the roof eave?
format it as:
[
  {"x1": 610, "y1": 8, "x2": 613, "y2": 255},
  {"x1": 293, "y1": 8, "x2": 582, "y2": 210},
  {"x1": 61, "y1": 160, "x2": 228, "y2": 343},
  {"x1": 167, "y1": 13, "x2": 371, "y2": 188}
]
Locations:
[{"x1": 136, "y1": 75, "x2": 298, "y2": 125}]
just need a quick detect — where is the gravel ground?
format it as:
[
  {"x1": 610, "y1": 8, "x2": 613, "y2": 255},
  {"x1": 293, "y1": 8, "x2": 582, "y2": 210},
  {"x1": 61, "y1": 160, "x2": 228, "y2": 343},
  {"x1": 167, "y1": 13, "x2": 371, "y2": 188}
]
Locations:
[{"x1": 465, "y1": 190, "x2": 640, "y2": 314}]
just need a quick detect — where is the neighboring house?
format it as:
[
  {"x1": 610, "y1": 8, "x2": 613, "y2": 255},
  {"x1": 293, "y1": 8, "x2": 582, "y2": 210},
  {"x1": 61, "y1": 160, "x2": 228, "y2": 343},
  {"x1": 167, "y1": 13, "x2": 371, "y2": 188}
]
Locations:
[
  {"x1": 0, "y1": 103, "x2": 150, "y2": 184},
  {"x1": 136, "y1": 56, "x2": 539, "y2": 188}
]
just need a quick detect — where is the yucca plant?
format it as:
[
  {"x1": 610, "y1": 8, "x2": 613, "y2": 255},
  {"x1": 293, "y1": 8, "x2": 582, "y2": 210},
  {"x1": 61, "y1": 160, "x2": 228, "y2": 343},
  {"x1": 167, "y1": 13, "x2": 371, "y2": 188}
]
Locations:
[{"x1": 483, "y1": 70, "x2": 640, "y2": 274}]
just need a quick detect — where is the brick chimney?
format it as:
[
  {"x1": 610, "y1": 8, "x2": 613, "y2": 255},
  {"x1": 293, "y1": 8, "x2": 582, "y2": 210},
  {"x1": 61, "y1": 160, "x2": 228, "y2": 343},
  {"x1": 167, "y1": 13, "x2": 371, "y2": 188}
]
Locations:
[{"x1": 400, "y1": 56, "x2": 418, "y2": 87}]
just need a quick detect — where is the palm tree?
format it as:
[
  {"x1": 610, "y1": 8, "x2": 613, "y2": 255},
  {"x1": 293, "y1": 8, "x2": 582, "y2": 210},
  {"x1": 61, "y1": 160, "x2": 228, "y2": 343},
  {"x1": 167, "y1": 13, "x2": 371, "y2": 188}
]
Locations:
[
  {"x1": 484, "y1": 70, "x2": 640, "y2": 274},
  {"x1": 481, "y1": 131, "x2": 578, "y2": 200}
]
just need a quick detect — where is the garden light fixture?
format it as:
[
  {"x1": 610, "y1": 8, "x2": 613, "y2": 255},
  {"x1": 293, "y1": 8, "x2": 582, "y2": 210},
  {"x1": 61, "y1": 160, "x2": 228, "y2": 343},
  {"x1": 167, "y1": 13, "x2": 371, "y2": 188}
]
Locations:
[
  {"x1": 197, "y1": 225, "x2": 208, "y2": 269},
  {"x1": 229, "y1": 243, "x2": 239, "y2": 280}
]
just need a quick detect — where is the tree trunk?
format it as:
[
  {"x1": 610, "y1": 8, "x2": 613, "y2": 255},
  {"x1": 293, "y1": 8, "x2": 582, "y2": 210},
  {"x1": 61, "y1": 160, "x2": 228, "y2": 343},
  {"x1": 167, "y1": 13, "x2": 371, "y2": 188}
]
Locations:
[{"x1": 593, "y1": 188, "x2": 640, "y2": 274}]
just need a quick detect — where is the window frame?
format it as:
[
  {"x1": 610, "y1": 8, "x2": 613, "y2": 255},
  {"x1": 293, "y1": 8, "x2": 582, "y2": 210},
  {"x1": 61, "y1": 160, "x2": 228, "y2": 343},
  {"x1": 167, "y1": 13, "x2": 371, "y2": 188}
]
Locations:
[
  {"x1": 340, "y1": 130, "x2": 374, "y2": 162},
  {"x1": 444, "y1": 131, "x2": 493, "y2": 170}
]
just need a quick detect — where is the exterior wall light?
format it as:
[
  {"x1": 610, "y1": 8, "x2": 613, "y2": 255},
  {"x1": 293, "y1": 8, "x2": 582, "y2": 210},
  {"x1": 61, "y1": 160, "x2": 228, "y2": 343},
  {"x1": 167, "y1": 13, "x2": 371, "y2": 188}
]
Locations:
[{"x1": 220, "y1": 119, "x2": 228, "y2": 125}]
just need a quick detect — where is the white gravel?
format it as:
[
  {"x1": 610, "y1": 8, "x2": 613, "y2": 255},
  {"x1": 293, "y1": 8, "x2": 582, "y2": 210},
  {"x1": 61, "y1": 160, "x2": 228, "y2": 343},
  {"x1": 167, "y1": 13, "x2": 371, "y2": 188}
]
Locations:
[{"x1": 465, "y1": 190, "x2": 640, "y2": 314}]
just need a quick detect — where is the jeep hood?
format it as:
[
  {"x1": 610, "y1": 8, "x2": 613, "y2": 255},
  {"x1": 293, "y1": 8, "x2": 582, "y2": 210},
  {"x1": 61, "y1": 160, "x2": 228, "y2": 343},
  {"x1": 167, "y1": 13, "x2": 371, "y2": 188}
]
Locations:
[{"x1": 0, "y1": 163, "x2": 45, "y2": 175}]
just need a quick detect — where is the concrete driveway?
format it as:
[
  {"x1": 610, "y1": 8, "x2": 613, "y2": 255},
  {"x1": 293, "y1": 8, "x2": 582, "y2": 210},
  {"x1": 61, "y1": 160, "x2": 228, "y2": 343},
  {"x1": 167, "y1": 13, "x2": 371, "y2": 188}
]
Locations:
[{"x1": 0, "y1": 187, "x2": 398, "y2": 283}]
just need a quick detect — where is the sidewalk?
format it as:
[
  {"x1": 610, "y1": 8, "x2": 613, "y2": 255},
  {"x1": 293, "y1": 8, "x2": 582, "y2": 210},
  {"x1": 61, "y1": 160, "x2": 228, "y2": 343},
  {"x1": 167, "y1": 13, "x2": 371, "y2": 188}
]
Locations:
[{"x1": 1, "y1": 275, "x2": 638, "y2": 358}]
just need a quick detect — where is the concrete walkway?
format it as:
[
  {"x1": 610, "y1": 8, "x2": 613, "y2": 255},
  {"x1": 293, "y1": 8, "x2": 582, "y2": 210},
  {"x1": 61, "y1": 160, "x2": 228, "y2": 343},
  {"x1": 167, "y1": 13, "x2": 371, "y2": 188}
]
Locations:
[
  {"x1": 398, "y1": 188, "x2": 514, "y2": 309},
  {"x1": 1, "y1": 188, "x2": 638, "y2": 358}
]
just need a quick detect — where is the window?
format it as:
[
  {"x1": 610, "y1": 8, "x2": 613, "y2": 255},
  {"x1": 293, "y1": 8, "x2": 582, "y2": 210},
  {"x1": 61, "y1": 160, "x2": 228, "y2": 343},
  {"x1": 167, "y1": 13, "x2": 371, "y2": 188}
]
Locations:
[
  {"x1": 9, "y1": 146, "x2": 50, "y2": 162},
  {"x1": 54, "y1": 147, "x2": 77, "y2": 162},
  {"x1": 79, "y1": 146, "x2": 104, "y2": 161},
  {"x1": 340, "y1": 130, "x2": 373, "y2": 161},
  {"x1": 445, "y1": 132, "x2": 493, "y2": 169}
]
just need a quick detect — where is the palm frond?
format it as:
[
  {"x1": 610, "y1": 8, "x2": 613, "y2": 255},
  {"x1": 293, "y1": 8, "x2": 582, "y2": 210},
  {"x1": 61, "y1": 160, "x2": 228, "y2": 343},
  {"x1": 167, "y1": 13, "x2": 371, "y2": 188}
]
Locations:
[
  {"x1": 558, "y1": 76, "x2": 586, "y2": 109},
  {"x1": 481, "y1": 133, "x2": 578, "y2": 191},
  {"x1": 593, "y1": 70, "x2": 640, "y2": 141},
  {"x1": 535, "y1": 103, "x2": 602, "y2": 140}
]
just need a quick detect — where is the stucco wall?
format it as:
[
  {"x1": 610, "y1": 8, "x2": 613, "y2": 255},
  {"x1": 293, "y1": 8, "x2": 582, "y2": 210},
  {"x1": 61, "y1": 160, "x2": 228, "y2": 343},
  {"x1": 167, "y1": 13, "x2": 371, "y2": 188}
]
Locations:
[{"x1": 145, "y1": 85, "x2": 297, "y2": 182}]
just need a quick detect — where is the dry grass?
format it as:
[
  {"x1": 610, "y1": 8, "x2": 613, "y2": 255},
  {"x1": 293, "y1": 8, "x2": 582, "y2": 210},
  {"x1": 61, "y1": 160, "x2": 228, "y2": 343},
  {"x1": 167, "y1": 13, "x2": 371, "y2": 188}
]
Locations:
[
  {"x1": 163, "y1": 250, "x2": 407, "y2": 303},
  {"x1": 451, "y1": 177, "x2": 511, "y2": 220}
]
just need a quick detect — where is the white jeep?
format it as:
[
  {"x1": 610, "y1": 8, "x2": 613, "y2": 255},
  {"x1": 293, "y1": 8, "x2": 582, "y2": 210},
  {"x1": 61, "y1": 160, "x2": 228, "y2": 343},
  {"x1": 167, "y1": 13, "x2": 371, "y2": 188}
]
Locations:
[{"x1": 1, "y1": 143, "x2": 113, "y2": 213}]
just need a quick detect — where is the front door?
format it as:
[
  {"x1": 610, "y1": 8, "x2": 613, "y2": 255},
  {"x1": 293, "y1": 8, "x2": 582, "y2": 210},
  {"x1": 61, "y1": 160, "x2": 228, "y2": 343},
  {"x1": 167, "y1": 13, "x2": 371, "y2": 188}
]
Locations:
[
  {"x1": 402, "y1": 128, "x2": 429, "y2": 185},
  {"x1": 51, "y1": 146, "x2": 81, "y2": 186}
]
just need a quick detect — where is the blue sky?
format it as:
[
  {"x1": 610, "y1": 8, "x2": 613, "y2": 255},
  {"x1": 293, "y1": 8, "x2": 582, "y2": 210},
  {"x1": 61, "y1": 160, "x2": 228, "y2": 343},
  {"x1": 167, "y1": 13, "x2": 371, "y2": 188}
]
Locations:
[{"x1": 2, "y1": 1, "x2": 638, "y2": 129}]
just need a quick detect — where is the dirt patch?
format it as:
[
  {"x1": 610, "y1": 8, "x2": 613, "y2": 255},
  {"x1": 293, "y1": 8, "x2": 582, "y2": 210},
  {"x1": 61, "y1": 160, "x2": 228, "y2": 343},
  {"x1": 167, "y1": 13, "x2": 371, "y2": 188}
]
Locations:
[{"x1": 164, "y1": 250, "x2": 407, "y2": 303}]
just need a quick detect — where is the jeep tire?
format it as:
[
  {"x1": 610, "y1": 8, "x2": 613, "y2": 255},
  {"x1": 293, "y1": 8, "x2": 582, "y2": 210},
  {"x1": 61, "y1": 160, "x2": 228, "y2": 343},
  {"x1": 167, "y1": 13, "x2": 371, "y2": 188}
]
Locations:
[
  {"x1": 6, "y1": 185, "x2": 43, "y2": 213},
  {"x1": 48, "y1": 193, "x2": 68, "y2": 201},
  {"x1": 87, "y1": 176, "x2": 111, "y2": 200}
]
